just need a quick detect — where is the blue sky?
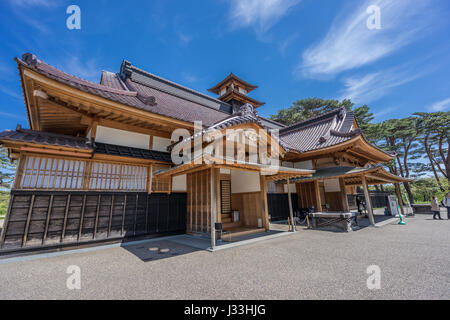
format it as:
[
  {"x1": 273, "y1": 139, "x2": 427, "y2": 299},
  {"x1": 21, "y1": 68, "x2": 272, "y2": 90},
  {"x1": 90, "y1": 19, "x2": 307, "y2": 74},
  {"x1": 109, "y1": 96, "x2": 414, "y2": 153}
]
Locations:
[{"x1": 0, "y1": 0, "x2": 449, "y2": 131}]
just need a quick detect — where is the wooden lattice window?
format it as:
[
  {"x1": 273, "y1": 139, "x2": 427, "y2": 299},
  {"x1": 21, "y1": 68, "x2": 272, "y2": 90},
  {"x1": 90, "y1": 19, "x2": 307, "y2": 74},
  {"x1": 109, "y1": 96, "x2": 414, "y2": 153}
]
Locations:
[
  {"x1": 17, "y1": 155, "x2": 148, "y2": 192},
  {"x1": 89, "y1": 162, "x2": 148, "y2": 192},
  {"x1": 220, "y1": 180, "x2": 232, "y2": 215},
  {"x1": 19, "y1": 156, "x2": 87, "y2": 190},
  {"x1": 151, "y1": 164, "x2": 172, "y2": 193}
]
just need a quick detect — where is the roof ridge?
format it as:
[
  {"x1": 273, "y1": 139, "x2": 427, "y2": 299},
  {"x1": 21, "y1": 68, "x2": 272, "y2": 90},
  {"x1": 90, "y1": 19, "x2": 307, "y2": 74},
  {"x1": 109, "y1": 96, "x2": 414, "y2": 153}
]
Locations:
[
  {"x1": 123, "y1": 63, "x2": 232, "y2": 107},
  {"x1": 17, "y1": 54, "x2": 137, "y2": 97},
  {"x1": 280, "y1": 107, "x2": 350, "y2": 132},
  {"x1": 16, "y1": 126, "x2": 89, "y2": 142}
]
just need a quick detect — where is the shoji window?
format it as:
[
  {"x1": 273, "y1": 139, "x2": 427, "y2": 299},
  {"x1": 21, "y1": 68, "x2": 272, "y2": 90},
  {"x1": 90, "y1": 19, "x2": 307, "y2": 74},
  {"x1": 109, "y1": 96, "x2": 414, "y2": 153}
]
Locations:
[
  {"x1": 89, "y1": 162, "x2": 148, "y2": 191},
  {"x1": 151, "y1": 164, "x2": 171, "y2": 193},
  {"x1": 20, "y1": 156, "x2": 86, "y2": 190},
  {"x1": 17, "y1": 155, "x2": 149, "y2": 192}
]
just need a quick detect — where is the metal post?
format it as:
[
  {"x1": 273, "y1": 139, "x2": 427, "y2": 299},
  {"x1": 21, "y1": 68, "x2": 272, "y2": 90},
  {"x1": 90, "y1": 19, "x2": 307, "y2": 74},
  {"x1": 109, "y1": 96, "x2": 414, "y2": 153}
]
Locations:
[{"x1": 287, "y1": 178, "x2": 296, "y2": 232}]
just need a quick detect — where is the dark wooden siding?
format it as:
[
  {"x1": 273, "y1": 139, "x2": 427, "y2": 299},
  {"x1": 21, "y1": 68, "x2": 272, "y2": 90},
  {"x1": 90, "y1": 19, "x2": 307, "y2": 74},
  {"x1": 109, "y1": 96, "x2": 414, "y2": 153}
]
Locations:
[
  {"x1": 0, "y1": 191, "x2": 187, "y2": 250},
  {"x1": 267, "y1": 193, "x2": 299, "y2": 222}
]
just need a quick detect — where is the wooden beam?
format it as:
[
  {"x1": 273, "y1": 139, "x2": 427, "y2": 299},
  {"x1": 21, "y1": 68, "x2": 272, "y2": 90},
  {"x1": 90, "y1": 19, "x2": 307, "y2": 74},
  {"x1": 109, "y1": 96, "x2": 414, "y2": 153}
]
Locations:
[
  {"x1": 394, "y1": 183, "x2": 405, "y2": 215},
  {"x1": 20, "y1": 146, "x2": 92, "y2": 158},
  {"x1": 260, "y1": 174, "x2": 270, "y2": 231},
  {"x1": 339, "y1": 178, "x2": 349, "y2": 212},
  {"x1": 313, "y1": 180, "x2": 322, "y2": 212},
  {"x1": 361, "y1": 175, "x2": 375, "y2": 225},
  {"x1": 287, "y1": 178, "x2": 296, "y2": 232},
  {"x1": 210, "y1": 168, "x2": 218, "y2": 249}
]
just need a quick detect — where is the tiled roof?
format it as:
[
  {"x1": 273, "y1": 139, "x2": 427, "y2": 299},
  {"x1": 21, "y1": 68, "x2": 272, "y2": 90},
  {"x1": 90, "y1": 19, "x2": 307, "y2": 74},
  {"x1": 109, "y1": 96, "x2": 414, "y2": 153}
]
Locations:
[
  {"x1": 17, "y1": 53, "x2": 232, "y2": 127},
  {"x1": 100, "y1": 71, "x2": 128, "y2": 91},
  {"x1": 94, "y1": 142, "x2": 172, "y2": 163},
  {"x1": 290, "y1": 166, "x2": 413, "y2": 183},
  {"x1": 0, "y1": 127, "x2": 91, "y2": 150},
  {"x1": 278, "y1": 107, "x2": 361, "y2": 153},
  {"x1": 125, "y1": 78, "x2": 231, "y2": 127},
  {"x1": 0, "y1": 128, "x2": 172, "y2": 163},
  {"x1": 168, "y1": 103, "x2": 290, "y2": 152}
]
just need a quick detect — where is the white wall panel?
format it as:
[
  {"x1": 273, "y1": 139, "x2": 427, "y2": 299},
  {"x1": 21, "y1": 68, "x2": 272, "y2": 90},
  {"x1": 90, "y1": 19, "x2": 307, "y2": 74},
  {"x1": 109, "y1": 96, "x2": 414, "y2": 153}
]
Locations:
[
  {"x1": 231, "y1": 170, "x2": 260, "y2": 193},
  {"x1": 96, "y1": 126, "x2": 149, "y2": 150}
]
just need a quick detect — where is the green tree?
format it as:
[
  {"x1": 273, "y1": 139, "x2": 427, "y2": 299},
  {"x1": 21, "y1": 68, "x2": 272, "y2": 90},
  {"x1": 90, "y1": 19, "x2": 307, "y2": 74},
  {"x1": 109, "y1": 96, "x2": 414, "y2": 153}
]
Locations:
[
  {"x1": 414, "y1": 112, "x2": 449, "y2": 190},
  {"x1": 0, "y1": 148, "x2": 15, "y2": 190},
  {"x1": 270, "y1": 98, "x2": 354, "y2": 125}
]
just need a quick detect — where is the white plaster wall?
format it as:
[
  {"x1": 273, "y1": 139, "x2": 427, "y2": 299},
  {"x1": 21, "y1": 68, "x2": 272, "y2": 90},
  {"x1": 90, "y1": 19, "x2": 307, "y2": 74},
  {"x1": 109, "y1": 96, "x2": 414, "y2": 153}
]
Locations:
[
  {"x1": 220, "y1": 168, "x2": 231, "y2": 174},
  {"x1": 96, "y1": 126, "x2": 149, "y2": 150},
  {"x1": 231, "y1": 170, "x2": 260, "y2": 193},
  {"x1": 294, "y1": 160, "x2": 313, "y2": 170},
  {"x1": 283, "y1": 183, "x2": 296, "y2": 193},
  {"x1": 324, "y1": 179, "x2": 341, "y2": 192},
  {"x1": 282, "y1": 161, "x2": 294, "y2": 168},
  {"x1": 153, "y1": 136, "x2": 172, "y2": 152},
  {"x1": 172, "y1": 175, "x2": 187, "y2": 192}
]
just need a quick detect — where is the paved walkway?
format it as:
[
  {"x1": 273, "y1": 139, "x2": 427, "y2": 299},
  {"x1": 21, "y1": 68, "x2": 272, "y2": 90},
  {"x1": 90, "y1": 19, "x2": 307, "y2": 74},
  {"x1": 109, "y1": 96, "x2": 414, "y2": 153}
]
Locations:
[{"x1": 0, "y1": 214, "x2": 448, "y2": 300}]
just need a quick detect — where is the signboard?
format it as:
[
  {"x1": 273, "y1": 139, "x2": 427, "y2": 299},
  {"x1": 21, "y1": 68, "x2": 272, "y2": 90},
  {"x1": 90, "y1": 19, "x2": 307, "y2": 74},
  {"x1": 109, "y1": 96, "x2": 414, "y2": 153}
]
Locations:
[{"x1": 387, "y1": 195, "x2": 399, "y2": 216}]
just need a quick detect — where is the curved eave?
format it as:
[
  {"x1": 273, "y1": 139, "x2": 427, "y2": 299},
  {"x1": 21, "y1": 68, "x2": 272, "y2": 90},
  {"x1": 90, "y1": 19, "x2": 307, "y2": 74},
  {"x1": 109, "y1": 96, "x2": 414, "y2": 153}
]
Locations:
[
  {"x1": 292, "y1": 166, "x2": 413, "y2": 185},
  {"x1": 0, "y1": 140, "x2": 93, "y2": 159},
  {"x1": 286, "y1": 134, "x2": 394, "y2": 164},
  {"x1": 18, "y1": 63, "x2": 196, "y2": 131}
]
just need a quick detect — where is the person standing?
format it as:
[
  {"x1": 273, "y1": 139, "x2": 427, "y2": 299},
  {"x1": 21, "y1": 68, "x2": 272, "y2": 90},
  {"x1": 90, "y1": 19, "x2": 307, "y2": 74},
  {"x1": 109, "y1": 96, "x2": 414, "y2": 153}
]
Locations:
[
  {"x1": 431, "y1": 196, "x2": 442, "y2": 220},
  {"x1": 441, "y1": 193, "x2": 450, "y2": 220}
]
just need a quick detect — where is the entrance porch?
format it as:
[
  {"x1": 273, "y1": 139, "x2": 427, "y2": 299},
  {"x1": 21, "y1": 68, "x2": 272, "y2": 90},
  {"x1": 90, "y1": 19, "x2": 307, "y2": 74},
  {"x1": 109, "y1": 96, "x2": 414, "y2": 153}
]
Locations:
[
  {"x1": 154, "y1": 157, "x2": 313, "y2": 248},
  {"x1": 289, "y1": 166, "x2": 414, "y2": 230}
]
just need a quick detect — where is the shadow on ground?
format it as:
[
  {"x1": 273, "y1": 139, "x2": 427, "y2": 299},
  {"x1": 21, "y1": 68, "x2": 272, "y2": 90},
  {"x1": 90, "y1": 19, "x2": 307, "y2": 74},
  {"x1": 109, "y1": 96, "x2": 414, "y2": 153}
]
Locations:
[{"x1": 121, "y1": 239, "x2": 201, "y2": 262}]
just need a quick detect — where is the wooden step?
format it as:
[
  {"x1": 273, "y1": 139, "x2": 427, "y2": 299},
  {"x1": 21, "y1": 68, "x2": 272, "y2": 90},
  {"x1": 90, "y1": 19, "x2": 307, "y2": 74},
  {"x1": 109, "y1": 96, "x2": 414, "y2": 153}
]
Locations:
[
  {"x1": 221, "y1": 227, "x2": 265, "y2": 242},
  {"x1": 222, "y1": 217, "x2": 232, "y2": 223},
  {"x1": 223, "y1": 222, "x2": 242, "y2": 229}
]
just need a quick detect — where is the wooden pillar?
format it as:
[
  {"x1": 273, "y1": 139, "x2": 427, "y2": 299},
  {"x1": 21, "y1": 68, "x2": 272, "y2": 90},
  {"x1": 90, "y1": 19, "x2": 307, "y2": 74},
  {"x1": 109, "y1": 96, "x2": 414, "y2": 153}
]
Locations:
[
  {"x1": 394, "y1": 183, "x2": 405, "y2": 215},
  {"x1": 90, "y1": 121, "x2": 98, "y2": 142},
  {"x1": 361, "y1": 176, "x2": 375, "y2": 225},
  {"x1": 339, "y1": 178, "x2": 349, "y2": 212},
  {"x1": 210, "y1": 168, "x2": 218, "y2": 249},
  {"x1": 287, "y1": 178, "x2": 296, "y2": 233},
  {"x1": 260, "y1": 174, "x2": 270, "y2": 231},
  {"x1": 314, "y1": 180, "x2": 322, "y2": 212}
]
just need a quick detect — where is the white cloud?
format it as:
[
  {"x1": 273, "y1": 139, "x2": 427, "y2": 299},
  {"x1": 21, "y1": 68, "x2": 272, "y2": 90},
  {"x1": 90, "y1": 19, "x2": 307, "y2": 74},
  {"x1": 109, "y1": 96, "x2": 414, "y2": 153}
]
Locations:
[
  {"x1": 373, "y1": 106, "x2": 398, "y2": 121},
  {"x1": 60, "y1": 56, "x2": 101, "y2": 83},
  {"x1": 9, "y1": 0, "x2": 54, "y2": 7},
  {"x1": 278, "y1": 32, "x2": 299, "y2": 57},
  {"x1": 339, "y1": 64, "x2": 427, "y2": 104},
  {"x1": 0, "y1": 111, "x2": 27, "y2": 121},
  {"x1": 299, "y1": 0, "x2": 436, "y2": 79},
  {"x1": 428, "y1": 98, "x2": 450, "y2": 112},
  {"x1": 229, "y1": 0, "x2": 300, "y2": 35},
  {"x1": 181, "y1": 72, "x2": 197, "y2": 84}
]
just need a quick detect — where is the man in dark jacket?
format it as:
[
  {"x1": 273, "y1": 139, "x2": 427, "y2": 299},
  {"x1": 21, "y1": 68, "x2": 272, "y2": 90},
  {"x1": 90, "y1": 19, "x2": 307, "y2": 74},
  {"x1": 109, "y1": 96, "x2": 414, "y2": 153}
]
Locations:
[{"x1": 442, "y1": 193, "x2": 450, "y2": 220}]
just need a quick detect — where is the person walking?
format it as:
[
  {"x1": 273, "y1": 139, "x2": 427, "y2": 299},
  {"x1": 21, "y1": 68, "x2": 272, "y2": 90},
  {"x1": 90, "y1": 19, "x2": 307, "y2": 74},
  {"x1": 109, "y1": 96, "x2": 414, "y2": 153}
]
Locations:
[
  {"x1": 431, "y1": 196, "x2": 442, "y2": 220},
  {"x1": 442, "y1": 193, "x2": 450, "y2": 220}
]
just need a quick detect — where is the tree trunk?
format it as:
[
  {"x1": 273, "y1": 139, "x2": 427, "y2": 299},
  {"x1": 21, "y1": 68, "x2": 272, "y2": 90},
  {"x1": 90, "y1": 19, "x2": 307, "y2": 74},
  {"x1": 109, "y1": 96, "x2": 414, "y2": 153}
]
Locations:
[{"x1": 424, "y1": 134, "x2": 445, "y2": 192}]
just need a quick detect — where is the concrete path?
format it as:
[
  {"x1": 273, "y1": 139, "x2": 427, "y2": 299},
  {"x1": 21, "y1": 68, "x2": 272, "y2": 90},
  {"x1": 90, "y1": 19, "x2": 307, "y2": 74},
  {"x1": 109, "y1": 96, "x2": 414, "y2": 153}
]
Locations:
[{"x1": 0, "y1": 214, "x2": 448, "y2": 300}]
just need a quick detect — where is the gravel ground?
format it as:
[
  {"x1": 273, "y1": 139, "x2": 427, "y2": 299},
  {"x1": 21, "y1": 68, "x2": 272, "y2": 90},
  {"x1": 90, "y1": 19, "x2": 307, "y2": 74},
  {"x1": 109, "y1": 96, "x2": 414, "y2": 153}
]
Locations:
[{"x1": 0, "y1": 214, "x2": 448, "y2": 300}]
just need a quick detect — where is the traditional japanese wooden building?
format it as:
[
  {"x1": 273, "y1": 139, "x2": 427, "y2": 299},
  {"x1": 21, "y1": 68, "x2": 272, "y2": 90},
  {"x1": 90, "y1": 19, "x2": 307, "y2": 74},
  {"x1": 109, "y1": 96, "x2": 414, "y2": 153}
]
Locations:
[{"x1": 0, "y1": 53, "x2": 411, "y2": 252}]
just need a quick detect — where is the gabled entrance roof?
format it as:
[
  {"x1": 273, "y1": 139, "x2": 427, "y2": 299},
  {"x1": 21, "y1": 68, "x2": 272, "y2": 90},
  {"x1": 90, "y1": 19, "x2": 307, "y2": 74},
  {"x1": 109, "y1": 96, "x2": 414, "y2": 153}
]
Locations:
[
  {"x1": 291, "y1": 166, "x2": 413, "y2": 185},
  {"x1": 154, "y1": 154, "x2": 314, "y2": 182}
]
